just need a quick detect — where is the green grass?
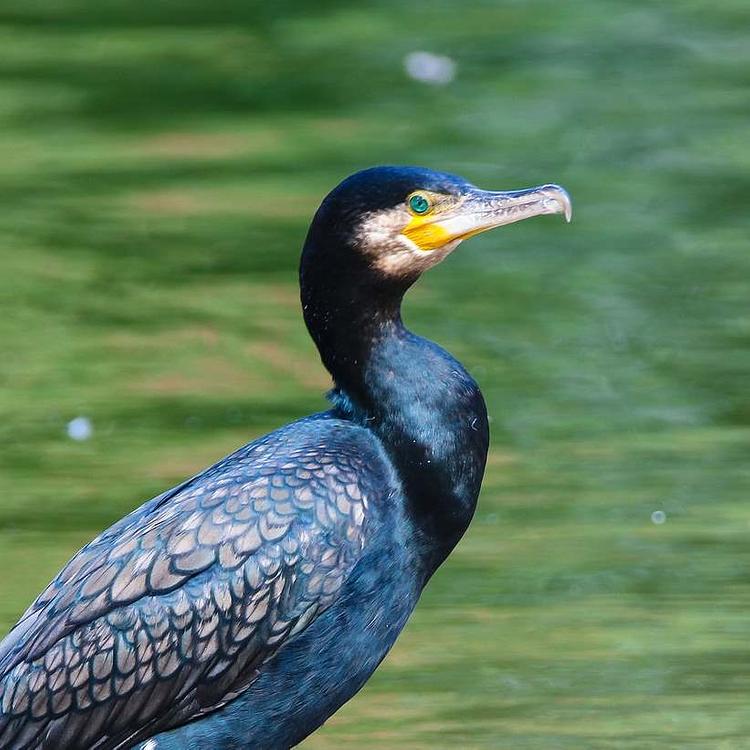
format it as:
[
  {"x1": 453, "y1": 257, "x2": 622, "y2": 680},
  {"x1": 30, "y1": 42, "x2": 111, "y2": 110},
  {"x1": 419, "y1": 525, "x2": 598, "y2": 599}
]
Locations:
[{"x1": 1, "y1": 1, "x2": 749, "y2": 747}]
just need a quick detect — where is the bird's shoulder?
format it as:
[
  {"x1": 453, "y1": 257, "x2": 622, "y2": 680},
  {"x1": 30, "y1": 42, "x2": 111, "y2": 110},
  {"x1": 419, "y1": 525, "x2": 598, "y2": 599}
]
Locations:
[{"x1": 0, "y1": 413, "x2": 396, "y2": 749}]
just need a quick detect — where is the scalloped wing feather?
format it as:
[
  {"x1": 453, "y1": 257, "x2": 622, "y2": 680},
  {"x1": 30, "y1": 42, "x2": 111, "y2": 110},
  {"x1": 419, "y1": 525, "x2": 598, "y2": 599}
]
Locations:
[{"x1": 0, "y1": 417, "x2": 388, "y2": 750}]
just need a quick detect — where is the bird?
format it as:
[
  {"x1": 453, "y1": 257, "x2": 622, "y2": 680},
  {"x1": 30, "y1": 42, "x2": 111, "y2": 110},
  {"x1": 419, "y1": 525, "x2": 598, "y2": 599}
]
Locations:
[{"x1": 0, "y1": 166, "x2": 571, "y2": 750}]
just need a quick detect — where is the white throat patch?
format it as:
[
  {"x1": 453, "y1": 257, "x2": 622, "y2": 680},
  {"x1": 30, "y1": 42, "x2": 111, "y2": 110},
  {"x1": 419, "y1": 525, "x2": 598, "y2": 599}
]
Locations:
[{"x1": 356, "y1": 207, "x2": 459, "y2": 278}]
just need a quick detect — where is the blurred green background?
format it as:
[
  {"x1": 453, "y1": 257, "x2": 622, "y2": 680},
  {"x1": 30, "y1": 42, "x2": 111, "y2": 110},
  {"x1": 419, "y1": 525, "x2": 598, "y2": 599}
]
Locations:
[{"x1": 0, "y1": 1, "x2": 749, "y2": 747}]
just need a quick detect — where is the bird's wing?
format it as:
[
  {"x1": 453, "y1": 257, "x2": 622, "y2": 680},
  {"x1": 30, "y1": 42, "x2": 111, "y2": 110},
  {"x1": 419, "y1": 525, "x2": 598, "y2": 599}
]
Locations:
[{"x1": 0, "y1": 418, "x2": 385, "y2": 750}]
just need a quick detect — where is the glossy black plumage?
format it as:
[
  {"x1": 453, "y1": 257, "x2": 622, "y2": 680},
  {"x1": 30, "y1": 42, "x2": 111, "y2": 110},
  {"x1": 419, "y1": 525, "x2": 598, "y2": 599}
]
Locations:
[{"x1": 0, "y1": 166, "x2": 570, "y2": 749}]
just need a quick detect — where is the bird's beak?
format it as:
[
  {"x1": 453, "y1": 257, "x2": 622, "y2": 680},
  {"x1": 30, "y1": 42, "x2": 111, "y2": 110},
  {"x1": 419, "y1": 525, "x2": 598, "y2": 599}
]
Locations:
[{"x1": 403, "y1": 184, "x2": 572, "y2": 251}]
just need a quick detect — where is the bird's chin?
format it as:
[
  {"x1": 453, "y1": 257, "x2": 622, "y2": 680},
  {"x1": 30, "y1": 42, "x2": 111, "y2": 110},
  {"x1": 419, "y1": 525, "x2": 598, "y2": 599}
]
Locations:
[
  {"x1": 357, "y1": 210, "x2": 462, "y2": 279},
  {"x1": 370, "y1": 237, "x2": 460, "y2": 278}
]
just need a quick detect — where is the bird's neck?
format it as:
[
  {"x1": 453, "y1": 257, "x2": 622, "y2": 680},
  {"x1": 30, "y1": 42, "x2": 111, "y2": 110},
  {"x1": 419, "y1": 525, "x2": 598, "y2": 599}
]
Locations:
[{"x1": 302, "y1": 267, "x2": 489, "y2": 574}]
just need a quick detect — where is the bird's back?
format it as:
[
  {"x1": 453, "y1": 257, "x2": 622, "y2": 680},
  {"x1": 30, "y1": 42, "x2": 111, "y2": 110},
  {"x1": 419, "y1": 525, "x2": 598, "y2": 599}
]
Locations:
[{"x1": 0, "y1": 413, "x2": 402, "y2": 750}]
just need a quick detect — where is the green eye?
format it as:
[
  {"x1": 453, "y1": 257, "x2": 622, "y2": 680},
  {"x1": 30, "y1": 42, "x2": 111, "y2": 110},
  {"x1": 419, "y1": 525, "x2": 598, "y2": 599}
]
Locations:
[{"x1": 408, "y1": 193, "x2": 431, "y2": 214}]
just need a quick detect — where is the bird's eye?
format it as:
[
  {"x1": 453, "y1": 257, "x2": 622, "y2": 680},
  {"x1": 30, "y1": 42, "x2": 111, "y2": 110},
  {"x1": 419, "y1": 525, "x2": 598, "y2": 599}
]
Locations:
[{"x1": 408, "y1": 193, "x2": 431, "y2": 215}]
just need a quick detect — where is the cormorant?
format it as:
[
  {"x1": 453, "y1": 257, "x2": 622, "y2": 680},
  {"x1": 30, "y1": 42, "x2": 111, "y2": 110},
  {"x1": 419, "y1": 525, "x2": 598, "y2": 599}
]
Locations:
[{"x1": 0, "y1": 166, "x2": 571, "y2": 749}]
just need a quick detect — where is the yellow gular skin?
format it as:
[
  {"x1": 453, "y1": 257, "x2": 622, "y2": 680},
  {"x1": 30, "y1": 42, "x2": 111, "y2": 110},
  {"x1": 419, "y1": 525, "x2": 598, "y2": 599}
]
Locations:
[{"x1": 401, "y1": 215, "x2": 453, "y2": 251}]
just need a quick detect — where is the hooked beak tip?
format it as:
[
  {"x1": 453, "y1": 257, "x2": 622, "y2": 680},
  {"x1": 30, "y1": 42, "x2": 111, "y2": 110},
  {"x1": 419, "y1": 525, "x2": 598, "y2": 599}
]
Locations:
[{"x1": 540, "y1": 184, "x2": 572, "y2": 223}]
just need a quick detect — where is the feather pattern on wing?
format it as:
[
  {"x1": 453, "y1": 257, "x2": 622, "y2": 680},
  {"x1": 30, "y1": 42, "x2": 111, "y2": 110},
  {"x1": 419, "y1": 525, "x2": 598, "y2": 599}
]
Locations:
[{"x1": 0, "y1": 417, "x2": 386, "y2": 750}]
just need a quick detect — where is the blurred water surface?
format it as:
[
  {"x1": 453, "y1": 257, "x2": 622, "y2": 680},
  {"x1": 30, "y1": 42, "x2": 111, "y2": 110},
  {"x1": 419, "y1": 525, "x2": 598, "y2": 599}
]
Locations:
[{"x1": 0, "y1": 1, "x2": 749, "y2": 747}]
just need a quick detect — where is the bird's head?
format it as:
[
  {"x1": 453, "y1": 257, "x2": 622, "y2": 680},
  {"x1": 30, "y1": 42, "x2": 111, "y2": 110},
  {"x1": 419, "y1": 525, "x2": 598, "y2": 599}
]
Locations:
[{"x1": 303, "y1": 165, "x2": 572, "y2": 284}]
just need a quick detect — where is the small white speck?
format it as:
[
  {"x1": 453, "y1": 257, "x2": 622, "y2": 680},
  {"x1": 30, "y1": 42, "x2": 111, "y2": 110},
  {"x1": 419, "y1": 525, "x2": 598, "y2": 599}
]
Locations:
[
  {"x1": 142, "y1": 741, "x2": 158, "y2": 750},
  {"x1": 651, "y1": 510, "x2": 667, "y2": 525},
  {"x1": 404, "y1": 51, "x2": 456, "y2": 85},
  {"x1": 67, "y1": 416, "x2": 93, "y2": 441}
]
